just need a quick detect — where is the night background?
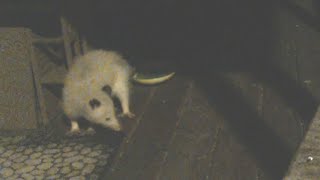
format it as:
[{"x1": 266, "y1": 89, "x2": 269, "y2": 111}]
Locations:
[{"x1": 0, "y1": 0, "x2": 320, "y2": 179}]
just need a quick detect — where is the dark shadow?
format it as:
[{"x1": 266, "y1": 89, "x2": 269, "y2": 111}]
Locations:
[
  {"x1": 47, "y1": 113, "x2": 125, "y2": 147},
  {"x1": 252, "y1": 63, "x2": 318, "y2": 129},
  {"x1": 42, "y1": 83, "x2": 64, "y2": 99},
  {"x1": 314, "y1": 0, "x2": 320, "y2": 17},
  {"x1": 34, "y1": 45, "x2": 65, "y2": 66},
  {"x1": 195, "y1": 72, "x2": 293, "y2": 179},
  {"x1": 65, "y1": 118, "x2": 125, "y2": 147},
  {"x1": 280, "y1": 0, "x2": 320, "y2": 32},
  {"x1": 0, "y1": 1, "x2": 61, "y2": 36}
]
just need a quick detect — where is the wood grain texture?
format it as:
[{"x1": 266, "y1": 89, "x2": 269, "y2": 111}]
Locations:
[
  {"x1": 0, "y1": 28, "x2": 39, "y2": 131},
  {"x1": 284, "y1": 106, "x2": 320, "y2": 179},
  {"x1": 103, "y1": 76, "x2": 189, "y2": 180}
]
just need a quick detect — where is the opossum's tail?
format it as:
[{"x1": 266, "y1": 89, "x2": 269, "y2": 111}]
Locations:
[{"x1": 131, "y1": 72, "x2": 175, "y2": 85}]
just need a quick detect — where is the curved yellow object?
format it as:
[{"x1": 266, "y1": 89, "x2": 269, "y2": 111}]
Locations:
[{"x1": 132, "y1": 72, "x2": 176, "y2": 85}]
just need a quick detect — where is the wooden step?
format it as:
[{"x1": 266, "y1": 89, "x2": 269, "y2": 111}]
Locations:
[
  {"x1": 40, "y1": 65, "x2": 67, "y2": 85},
  {"x1": 0, "y1": 28, "x2": 41, "y2": 132},
  {"x1": 103, "y1": 76, "x2": 190, "y2": 179}
]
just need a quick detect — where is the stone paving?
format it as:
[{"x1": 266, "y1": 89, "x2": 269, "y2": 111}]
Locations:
[{"x1": 0, "y1": 135, "x2": 115, "y2": 180}]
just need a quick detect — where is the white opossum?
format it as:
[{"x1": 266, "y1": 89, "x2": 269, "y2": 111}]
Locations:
[
  {"x1": 62, "y1": 50, "x2": 136, "y2": 133},
  {"x1": 62, "y1": 49, "x2": 175, "y2": 133}
]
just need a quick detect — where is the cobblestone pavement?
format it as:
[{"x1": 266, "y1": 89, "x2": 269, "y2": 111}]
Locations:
[{"x1": 0, "y1": 135, "x2": 115, "y2": 180}]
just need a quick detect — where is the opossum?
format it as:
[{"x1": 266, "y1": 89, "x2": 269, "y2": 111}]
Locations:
[
  {"x1": 62, "y1": 50, "x2": 175, "y2": 133},
  {"x1": 62, "y1": 50, "x2": 135, "y2": 133}
]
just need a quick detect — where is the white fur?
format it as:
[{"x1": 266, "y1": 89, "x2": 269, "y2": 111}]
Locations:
[{"x1": 62, "y1": 50, "x2": 134, "y2": 132}]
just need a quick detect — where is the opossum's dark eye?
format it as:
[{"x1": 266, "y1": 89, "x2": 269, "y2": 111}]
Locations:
[
  {"x1": 106, "y1": 117, "x2": 111, "y2": 121},
  {"x1": 102, "y1": 85, "x2": 112, "y2": 95},
  {"x1": 89, "y1": 98, "x2": 101, "y2": 109}
]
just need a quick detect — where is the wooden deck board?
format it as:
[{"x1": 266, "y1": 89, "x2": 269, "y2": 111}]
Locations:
[
  {"x1": 156, "y1": 82, "x2": 223, "y2": 180},
  {"x1": 284, "y1": 107, "x2": 320, "y2": 179},
  {"x1": 103, "y1": 77, "x2": 190, "y2": 180},
  {"x1": 207, "y1": 73, "x2": 261, "y2": 180},
  {"x1": 282, "y1": 0, "x2": 320, "y2": 178}
]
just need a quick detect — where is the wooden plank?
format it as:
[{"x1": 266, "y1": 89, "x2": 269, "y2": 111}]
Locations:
[
  {"x1": 250, "y1": 2, "x2": 318, "y2": 139},
  {"x1": 72, "y1": 31, "x2": 82, "y2": 56},
  {"x1": 208, "y1": 73, "x2": 262, "y2": 180},
  {"x1": 0, "y1": 28, "x2": 39, "y2": 131},
  {"x1": 155, "y1": 81, "x2": 223, "y2": 180},
  {"x1": 209, "y1": 128, "x2": 257, "y2": 180},
  {"x1": 253, "y1": 4, "x2": 306, "y2": 179},
  {"x1": 60, "y1": 17, "x2": 74, "y2": 68},
  {"x1": 194, "y1": 72, "x2": 296, "y2": 179},
  {"x1": 153, "y1": 73, "x2": 265, "y2": 180},
  {"x1": 40, "y1": 65, "x2": 67, "y2": 85},
  {"x1": 260, "y1": 79, "x2": 303, "y2": 179},
  {"x1": 232, "y1": 3, "x2": 320, "y2": 178},
  {"x1": 120, "y1": 83, "x2": 158, "y2": 134},
  {"x1": 81, "y1": 37, "x2": 90, "y2": 53},
  {"x1": 32, "y1": 45, "x2": 65, "y2": 125},
  {"x1": 103, "y1": 76, "x2": 189, "y2": 180},
  {"x1": 32, "y1": 37, "x2": 64, "y2": 44},
  {"x1": 282, "y1": 0, "x2": 320, "y2": 178},
  {"x1": 284, "y1": 106, "x2": 320, "y2": 179},
  {"x1": 30, "y1": 34, "x2": 50, "y2": 127}
]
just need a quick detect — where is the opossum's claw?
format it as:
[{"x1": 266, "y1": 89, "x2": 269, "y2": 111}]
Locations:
[{"x1": 119, "y1": 112, "x2": 136, "y2": 119}]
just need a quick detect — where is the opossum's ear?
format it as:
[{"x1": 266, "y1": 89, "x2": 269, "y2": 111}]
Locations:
[
  {"x1": 89, "y1": 98, "x2": 101, "y2": 110},
  {"x1": 102, "y1": 85, "x2": 112, "y2": 95}
]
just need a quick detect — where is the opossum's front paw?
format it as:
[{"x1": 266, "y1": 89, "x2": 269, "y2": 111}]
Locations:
[
  {"x1": 119, "y1": 112, "x2": 136, "y2": 119},
  {"x1": 85, "y1": 127, "x2": 96, "y2": 135},
  {"x1": 66, "y1": 129, "x2": 82, "y2": 137}
]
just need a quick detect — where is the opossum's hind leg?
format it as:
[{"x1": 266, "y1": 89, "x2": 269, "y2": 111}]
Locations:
[
  {"x1": 70, "y1": 120, "x2": 80, "y2": 132},
  {"x1": 113, "y1": 80, "x2": 135, "y2": 119},
  {"x1": 66, "y1": 120, "x2": 81, "y2": 136}
]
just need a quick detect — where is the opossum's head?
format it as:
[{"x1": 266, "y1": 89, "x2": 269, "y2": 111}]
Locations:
[{"x1": 84, "y1": 96, "x2": 122, "y2": 131}]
